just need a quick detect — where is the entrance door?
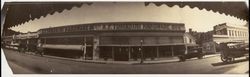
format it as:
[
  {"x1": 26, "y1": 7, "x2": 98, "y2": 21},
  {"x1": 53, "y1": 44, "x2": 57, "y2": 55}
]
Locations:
[{"x1": 114, "y1": 47, "x2": 129, "y2": 61}]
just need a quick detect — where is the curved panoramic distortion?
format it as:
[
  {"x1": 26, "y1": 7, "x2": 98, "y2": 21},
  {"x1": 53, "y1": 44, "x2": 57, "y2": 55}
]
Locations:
[
  {"x1": 2, "y1": 2, "x2": 92, "y2": 32},
  {"x1": 1, "y1": 2, "x2": 249, "y2": 74}
]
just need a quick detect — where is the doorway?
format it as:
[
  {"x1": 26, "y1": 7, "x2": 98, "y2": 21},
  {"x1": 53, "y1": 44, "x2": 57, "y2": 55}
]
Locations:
[{"x1": 114, "y1": 47, "x2": 129, "y2": 61}]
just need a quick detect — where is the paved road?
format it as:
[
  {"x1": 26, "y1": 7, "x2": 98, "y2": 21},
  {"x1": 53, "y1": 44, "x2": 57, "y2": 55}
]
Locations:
[{"x1": 2, "y1": 49, "x2": 249, "y2": 74}]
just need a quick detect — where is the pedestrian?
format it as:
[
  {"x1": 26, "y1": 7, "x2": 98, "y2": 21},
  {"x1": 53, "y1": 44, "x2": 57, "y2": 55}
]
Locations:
[
  {"x1": 18, "y1": 41, "x2": 25, "y2": 53},
  {"x1": 37, "y1": 39, "x2": 44, "y2": 56}
]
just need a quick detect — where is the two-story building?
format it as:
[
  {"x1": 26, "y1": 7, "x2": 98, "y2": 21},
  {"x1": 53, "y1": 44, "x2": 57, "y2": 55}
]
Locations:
[{"x1": 202, "y1": 23, "x2": 249, "y2": 54}]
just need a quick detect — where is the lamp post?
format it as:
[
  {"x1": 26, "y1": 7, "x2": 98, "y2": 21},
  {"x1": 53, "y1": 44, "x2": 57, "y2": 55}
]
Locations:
[
  {"x1": 82, "y1": 37, "x2": 87, "y2": 60},
  {"x1": 83, "y1": 41, "x2": 87, "y2": 60},
  {"x1": 140, "y1": 39, "x2": 144, "y2": 64}
]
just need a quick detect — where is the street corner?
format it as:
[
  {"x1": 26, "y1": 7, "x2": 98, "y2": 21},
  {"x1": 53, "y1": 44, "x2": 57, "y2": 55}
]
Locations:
[{"x1": 224, "y1": 61, "x2": 249, "y2": 74}]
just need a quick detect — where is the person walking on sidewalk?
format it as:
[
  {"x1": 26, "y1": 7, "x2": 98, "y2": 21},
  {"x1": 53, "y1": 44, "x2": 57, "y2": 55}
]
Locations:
[
  {"x1": 36, "y1": 39, "x2": 44, "y2": 56},
  {"x1": 18, "y1": 41, "x2": 26, "y2": 53}
]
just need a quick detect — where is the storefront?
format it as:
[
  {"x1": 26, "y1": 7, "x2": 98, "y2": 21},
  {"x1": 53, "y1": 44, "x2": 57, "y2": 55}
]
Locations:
[{"x1": 38, "y1": 22, "x2": 187, "y2": 61}]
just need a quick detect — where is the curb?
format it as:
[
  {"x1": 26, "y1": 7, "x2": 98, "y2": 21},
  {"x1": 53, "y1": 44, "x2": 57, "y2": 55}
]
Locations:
[
  {"x1": 204, "y1": 54, "x2": 220, "y2": 58},
  {"x1": 133, "y1": 54, "x2": 221, "y2": 65},
  {"x1": 132, "y1": 60, "x2": 179, "y2": 65},
  {"x1": 44, "y1": 55, "x2": 180, "y2": 65},
  {"x1": 44, "y1": 55, "x2": 107, "y2": 64},
  {"x1": 25, "y1": 54, "x2": 221, "y2": 65},
  {"x1": 5, "y1": 49, "x2": 221, "y2": 65}
]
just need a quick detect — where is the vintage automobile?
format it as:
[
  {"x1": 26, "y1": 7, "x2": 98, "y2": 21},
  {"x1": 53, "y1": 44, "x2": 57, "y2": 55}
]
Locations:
[
  {"x1": 219, "y1": 42, "x2": 249, "y2": 63},
  {"x1": 178, "y1": 46, "x2": 204, "y2": 61}
]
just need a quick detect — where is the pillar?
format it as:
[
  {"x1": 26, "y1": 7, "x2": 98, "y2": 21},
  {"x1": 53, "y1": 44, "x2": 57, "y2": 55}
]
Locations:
[
  {"x1": 156, "y1": 46, "x2": 159, "y2": 59},
  {"x1": 171, "y1": 46, "x2": 174, "y2": 56},
  {"x1": 128, "y1": 47, "x2": 131, "y2": 61},
  {"x1": 92, "y1": 36, "x2": 100, "y2": 60},
  {"x1": 112, "y1": 47, "x2": 114, "y2": 61}
]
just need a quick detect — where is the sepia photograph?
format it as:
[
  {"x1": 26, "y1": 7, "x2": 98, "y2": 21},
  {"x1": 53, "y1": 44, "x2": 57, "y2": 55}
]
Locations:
[{"x1": 1, "y1": 1, "x2": 249, "y2": 75}]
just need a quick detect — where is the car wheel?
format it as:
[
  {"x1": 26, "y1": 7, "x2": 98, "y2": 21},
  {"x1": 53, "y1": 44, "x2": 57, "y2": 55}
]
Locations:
[
  {"x1": 221, "y1": 55, "x2": 228, "y2": 62},
  {"x1": 198, "y1": 56, "x2": 203, "y2": 59},
  {"x1": 179, "y1": 56, "x2": 186, "y2": 62}
]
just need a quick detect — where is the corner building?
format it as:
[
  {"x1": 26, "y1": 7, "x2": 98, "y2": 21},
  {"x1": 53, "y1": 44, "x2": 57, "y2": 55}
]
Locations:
[{"x1": 38, "y1": 22, "x2": 187, "y2": 61}]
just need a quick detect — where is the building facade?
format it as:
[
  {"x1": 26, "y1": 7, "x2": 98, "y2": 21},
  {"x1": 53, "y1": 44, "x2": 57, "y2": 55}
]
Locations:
[
  {"x1": 2, "y1": 32, "x2": 38, "y2": 50},
  {"x1": 37, "y1": 22, "x2": 190, "y2": 61},
  {"x1": 202, "y1": 23, "x2": 249, "y2": 53},
  {"x1": 2, "y1": 22, "x2": 200, "y2": 61},
  {"x1": 213, "y1": 23, "x2": 249, "y2": 43}
]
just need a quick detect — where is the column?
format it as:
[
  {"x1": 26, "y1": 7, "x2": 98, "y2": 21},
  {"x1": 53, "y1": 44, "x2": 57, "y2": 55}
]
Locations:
[
  {"x1": 128, "y1": 47, "x2": 131, "y2": 61},
  {"x1": 112, "y1": 47, "x2": 114, "y2": 61},
  {"x1": 171, "y1": 46, "x2": 174, "y2": 56},
  {"x1": 156, "y1": 46, "x2": 159, "y2": 59},
  {"x1": 92, "y1": 36, "x2": 100, "y2": 60}
]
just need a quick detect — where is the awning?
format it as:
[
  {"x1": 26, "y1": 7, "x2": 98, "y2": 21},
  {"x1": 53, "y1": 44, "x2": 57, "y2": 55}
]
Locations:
[{"x1": 2, "y1": 2, "x2": 248, "y2": 35}]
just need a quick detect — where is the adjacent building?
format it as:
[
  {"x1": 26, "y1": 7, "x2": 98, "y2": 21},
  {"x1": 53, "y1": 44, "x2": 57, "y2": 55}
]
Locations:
[{"x1": 202, "y1": 23, "x2": 249, "y2": 53}]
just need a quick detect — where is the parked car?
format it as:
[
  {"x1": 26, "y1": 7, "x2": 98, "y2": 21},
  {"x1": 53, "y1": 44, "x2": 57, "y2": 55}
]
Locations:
[
  {"x1": 178, "y1": 46, "x2": 204, "y2": 61},
  {"x1": 219, "y1": 42, "x2": 249, "y2": 63}
]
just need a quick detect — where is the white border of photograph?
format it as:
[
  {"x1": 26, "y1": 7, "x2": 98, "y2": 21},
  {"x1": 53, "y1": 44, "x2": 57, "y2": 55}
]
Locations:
[{"x1": 1, "y1": 0, "x2": 249, "y2": 77}]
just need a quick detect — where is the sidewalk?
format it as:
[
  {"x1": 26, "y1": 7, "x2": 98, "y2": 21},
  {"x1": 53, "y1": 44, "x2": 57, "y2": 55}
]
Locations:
[
  {"x1": 43, "y1": 53, "x2": 220, "y2": 65},
  {"x1": 4, "y1": 49, "x2": 220, "y2": 65},
  {"x1": 133, "y1": 53, "x2": 220, "y2": 64}
]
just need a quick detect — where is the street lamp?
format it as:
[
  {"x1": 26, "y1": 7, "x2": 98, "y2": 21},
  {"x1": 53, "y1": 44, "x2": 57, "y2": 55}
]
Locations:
[
  {"x1": 140, "y1": 39, "x2": 144, "y2": 64},
  {"x1": 82, "y1": 37, "x2": 87, "y2": 60}
]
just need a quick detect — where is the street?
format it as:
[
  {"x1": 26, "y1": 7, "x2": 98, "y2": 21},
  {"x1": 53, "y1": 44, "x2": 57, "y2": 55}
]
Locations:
[{"x1": 2, "y1": 49, "x2": 249, "y2": 74}]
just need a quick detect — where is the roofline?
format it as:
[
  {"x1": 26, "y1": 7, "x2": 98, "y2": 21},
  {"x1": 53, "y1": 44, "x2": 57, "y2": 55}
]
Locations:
[
  {"x1": 40, "y1": 21, "x2": 185, "y2": 30},
  {"x1": 216, "y1": 23, "x2": 248, "y2": 30}
]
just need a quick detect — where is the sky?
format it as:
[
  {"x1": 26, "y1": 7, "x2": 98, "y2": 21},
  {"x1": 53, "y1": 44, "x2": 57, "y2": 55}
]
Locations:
[{"x1": 9, "y1": 2, "x2": 248, "y2": 33}]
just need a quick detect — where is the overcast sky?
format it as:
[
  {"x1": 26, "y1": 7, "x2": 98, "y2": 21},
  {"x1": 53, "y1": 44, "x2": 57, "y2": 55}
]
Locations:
[{"x1": 10, "y1": 2, "x2": 248, "y2": 33}]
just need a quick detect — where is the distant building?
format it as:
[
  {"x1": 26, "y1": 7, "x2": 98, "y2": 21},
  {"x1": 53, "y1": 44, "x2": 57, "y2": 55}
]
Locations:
[
  {"x1": 188, "y1": 28, "x2": 207, "y2": 46},
  {"x1": 184, "y1": 33, "x2": 196, "y2": 45},
  {"x1": 213, "y1": 23, "x2": 249, "y2": 43},
  {"x1": 202, "y1": 23, "x2": 249, "y2": 54},
  {"x1": 2, "y1": 32, "x2": 38, "y2": 49}
]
